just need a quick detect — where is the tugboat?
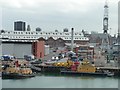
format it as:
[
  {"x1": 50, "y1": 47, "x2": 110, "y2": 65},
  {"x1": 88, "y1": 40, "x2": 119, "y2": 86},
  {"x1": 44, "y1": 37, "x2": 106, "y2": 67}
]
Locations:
[
  {"x1": 2, "y1": 67, "x2": 35, "y2": 79},
  {"x1": 61, "y1": 59, "x2": 114, "y2": 77},
  {"x1": 2, "y1": 60, "x2": 35, "y2": 79}
]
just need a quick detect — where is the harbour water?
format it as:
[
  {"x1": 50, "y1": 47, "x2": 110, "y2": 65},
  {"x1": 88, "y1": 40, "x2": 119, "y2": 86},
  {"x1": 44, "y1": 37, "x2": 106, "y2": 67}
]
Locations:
[{"x1": 2, "y1": 73, "x2": 119, "y2": 88}]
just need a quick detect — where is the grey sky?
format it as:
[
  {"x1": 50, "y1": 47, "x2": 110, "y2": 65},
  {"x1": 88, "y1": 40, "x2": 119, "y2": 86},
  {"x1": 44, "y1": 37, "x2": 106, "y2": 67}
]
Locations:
[{"x1": 0, "y1": 0, "x2": 119, "y2": 35}]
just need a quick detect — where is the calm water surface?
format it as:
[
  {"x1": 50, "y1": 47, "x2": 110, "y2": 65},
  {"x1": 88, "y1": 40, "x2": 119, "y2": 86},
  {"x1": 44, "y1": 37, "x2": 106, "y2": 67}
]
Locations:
[{"x1": 2, "y1": 73, "x2": 119, "y2": 88}]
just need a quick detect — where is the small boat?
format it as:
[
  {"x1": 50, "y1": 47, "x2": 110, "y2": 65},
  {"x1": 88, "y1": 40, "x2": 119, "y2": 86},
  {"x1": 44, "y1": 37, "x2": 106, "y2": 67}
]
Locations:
[{"x1": 106, "y1": 72, "x2": 114, "y2": 77}]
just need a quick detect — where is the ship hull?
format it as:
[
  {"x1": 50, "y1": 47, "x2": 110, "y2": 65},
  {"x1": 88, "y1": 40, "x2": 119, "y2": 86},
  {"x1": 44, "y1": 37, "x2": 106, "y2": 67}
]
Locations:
[
  {"x1": 61, "y1": 70, "x2": 108, "y2": 77},
  {"x1": 2, "y1": 72, "x2": 35, "y2": 79}
]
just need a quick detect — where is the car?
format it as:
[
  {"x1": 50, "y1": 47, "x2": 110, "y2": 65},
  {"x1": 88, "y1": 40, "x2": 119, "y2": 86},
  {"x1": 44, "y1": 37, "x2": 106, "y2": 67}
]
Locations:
[{"x1": 30, "y1": 60, "x2": 42, "y2": 64}]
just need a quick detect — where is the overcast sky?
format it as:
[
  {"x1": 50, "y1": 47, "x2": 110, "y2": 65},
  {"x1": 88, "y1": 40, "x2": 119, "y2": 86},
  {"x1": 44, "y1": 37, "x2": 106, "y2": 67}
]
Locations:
[{"x1": 0, "y1": 0, "x2": 119, "y2": 35}]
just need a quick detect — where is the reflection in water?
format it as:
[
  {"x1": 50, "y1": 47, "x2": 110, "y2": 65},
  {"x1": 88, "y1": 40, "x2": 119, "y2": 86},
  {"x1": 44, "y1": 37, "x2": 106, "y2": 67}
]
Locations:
[{"x1": 2, "y1": 73, "x2": 119, "y2": 88}]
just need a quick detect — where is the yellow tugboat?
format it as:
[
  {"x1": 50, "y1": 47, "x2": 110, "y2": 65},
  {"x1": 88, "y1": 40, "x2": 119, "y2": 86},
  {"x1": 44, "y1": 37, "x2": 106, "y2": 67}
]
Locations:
[
  {"x1": 61, "y1": 59, "x2": 114, "y2": 77},
  {"x1": 2, "y1": 60, "x2": 35, "y2": 79},
  {"x1": 2, "y1": 66, "x2": 35, "y2": 79}
]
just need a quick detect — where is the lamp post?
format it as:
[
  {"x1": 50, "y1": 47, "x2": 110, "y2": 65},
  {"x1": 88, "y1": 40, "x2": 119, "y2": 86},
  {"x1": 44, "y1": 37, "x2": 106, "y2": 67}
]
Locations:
[{"x1": 71, "y1": 28, "x2": 74, "y2": 52}]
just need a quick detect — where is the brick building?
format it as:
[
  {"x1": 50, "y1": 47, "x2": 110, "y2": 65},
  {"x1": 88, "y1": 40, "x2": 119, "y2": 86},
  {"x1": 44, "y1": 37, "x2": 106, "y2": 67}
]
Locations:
[{"x1": 32, "y1": 38, "x2": 45, "y2": 59}]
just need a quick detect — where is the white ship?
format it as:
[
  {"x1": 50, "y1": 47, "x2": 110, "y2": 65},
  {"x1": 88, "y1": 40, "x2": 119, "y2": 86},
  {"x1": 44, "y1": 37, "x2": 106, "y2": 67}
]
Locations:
[{"x1": 1, "y1": 30, "x2": 89, "y2": 42}]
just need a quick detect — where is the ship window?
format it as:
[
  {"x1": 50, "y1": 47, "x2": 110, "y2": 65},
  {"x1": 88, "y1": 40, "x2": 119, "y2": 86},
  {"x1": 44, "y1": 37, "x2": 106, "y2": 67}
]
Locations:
[
  {"x1": 8, "y1": 32, "x2": 10, "y2": 34},
  {"x1": 21, "y1": 32, "x2": 23, "y2": 34},
  {"x1": 36, "y1": 32, "x2": 38, "y2": 34},
  {"x1": 40, "y1": 33, "x2": 42, "y2": 34},
  {"x1": 60, "y1": 33, "x2": 62, "y2": 35},
  {"x1": 26, "y1": 32, "x2": 27, "y2": 34},
  {"x1": 31, "y1": 32, "x2": 33, "y2": 34}
]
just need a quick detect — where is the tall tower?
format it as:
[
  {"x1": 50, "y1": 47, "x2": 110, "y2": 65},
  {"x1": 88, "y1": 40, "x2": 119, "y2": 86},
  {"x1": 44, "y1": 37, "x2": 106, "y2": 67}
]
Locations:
[
  {"x1": 14, "y1": 21, "x2": 26, "y2": 31},
  {"x1": 103, "y1": 0, "x2": 109, "y2": 34},
  {"x1": 101, "y1": 0, "x2": 110, "y2": 51}
]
